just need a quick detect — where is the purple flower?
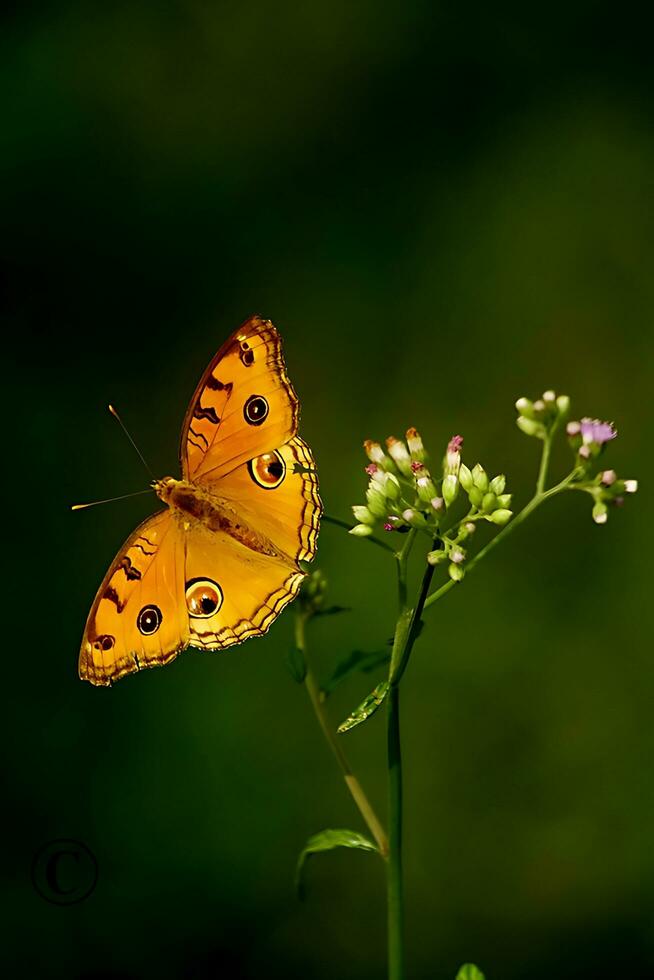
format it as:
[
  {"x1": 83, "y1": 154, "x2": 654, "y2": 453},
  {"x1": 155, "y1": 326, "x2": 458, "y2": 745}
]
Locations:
[
  {"x1": 365, "y1": 463, "x2": 379, "y2": 476},
  {"x1": 580, "y1": 418, "x2": 617, "y2": 446},
  {"x1": 448, "y1": 435, "x2": 464, "y2": 454}
]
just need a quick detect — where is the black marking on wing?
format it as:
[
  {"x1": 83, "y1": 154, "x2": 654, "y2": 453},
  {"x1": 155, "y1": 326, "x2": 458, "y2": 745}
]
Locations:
[
  {"x1": 103, "y1": 585, "x2": 127, "y2": 612},
  {"x1": 118, "y1": 556, "x2": 141, "y2": 581},
  {"x1": 133, "y1": 542, "x2": 156, "y2": 557},
  {"x1": 188, "y1": 436, "x2": 206, "y2": 453},
  {"x1": 206, "y1": 375, "x2": 233, "y2": 393},
  {"x1": 189, "y1": 427, "x2": 210, "y2": 448},
  {"x1": 193, "y1": 404, "x2": 220, "y2": 426}
]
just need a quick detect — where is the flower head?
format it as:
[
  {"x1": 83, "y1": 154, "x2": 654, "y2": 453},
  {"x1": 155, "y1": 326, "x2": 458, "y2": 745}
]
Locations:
[{"x1": 579, "y1": 418, "x2": 617, "y2": 446}]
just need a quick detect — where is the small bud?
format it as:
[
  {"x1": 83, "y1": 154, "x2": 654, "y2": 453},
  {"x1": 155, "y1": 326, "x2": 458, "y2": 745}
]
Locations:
[
  {"x1": 592, "y1": 501, "x2": 608, "y2": 525},
  {"x1": 481, "y1": 492, "x2": 497, "y2": 512},
  {"x1": 416, "y1": 474, "x2": 437, "y2": 503},
  {"x1": 578, "y1": 444, "x2": 591, "y2": 460},
  {"x1": 352, "y1": 505, "x2": 376, "y2": 525},
  {"x1": 458, "y1": 463, "x2": 473, "y2": 492},
  {"x1": 442, "y1": 474, "x2": 459, "y2": 507},
  {"x1": 515, "y1": 397, "x2": 535, "y2": 418},
  {"x1": 624, "y1": 479, "x2": 638, "y2": 493},
  {"x1": 444, "y1": 435, "x2": 463, "y2": 476},
  {"x1": 448, "y1": 563, "x2": 465, "y2": 582},
  {"x1": 468, "y1": 486, "x2": 483, "y2": 508},
  {"x1": 533, "y1": 399, "x2": 545, "y2": 413},
  {"x1": 542, "y1": 389, "x2": 556, "y2": 403},
  {"x1": 489, "y1": 474, "x2": 506, "y2": 495},
  {"x1": 488, "y1": 509, "x2": 512, "y2": 525},
  {"x1": 386, "y1": 436, "x2": 413, "y2": 477},
  {"x1": 366, "y1": 485, "x2": 388, "y2": 517},
  {"x1": 427, "y1": 548, "x2": 448, "y2": 565},
  {"x1": 349, "y1": 523, "x2": 374, "y2": 537},
  {"x1": 364, "y1": 440, "x2": 386, "y2": 465},
  {"x1": 402, "y1": 508, "x2": 428, "y2": 528},
  {"x1": 383, "y1": 474, "x2": 399, "y2": 501},
  {"x1": 472, "y1": 464, "x2": 488, "y2": 492},
  {"x1": 496, "y1": 493, "x2": 512, "y2": 509},
  {"x1": 450, "y1": 547, "x2": 466, "y2": 564},
  {"x1": 566, "y1": 421, "x2": 581, "y2": 436},
  {"x1": 556, "y1": 394, "x2": 570, "y2": 416},
  {"x1": 464, "y1": 521, "x2": 476, "y2": 535},
  {"x1": 517, "y1": 415, "x2": 544, "y2": 438},
  {"x1": 406, "y1": 427, "x2": 426, "y2": 462},
  {"x1": 430, "y1": 496, "x2": 444, "y2": 513},
  {"x1": 601, "y1": 469, "x2": 617, "y2": 486}
]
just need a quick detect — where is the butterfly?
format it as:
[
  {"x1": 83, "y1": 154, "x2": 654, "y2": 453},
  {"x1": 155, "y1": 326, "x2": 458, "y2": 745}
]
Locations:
[{"x1": 78, "y1": 316, "x2": 322, "y2": 686}]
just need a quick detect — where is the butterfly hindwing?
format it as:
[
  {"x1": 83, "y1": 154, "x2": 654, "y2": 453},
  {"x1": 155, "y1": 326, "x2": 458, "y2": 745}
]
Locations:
[
  {"x1": 215, "y1": 436, "x2": 321, "y2": 564},
  {"x1": 183, "y1": 524, "x2": 305, "y2": 650},
  {"x1": 79, "y1": 511, "x2": 189, "y2": 686}
]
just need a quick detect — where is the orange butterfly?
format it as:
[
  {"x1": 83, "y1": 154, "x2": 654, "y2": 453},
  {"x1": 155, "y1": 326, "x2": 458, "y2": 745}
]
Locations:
[{"x1": 78, "y1": 316, "x2": 322, "y2": 686}]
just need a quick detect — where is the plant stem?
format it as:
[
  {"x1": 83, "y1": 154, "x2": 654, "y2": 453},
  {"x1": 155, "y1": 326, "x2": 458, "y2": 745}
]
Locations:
[
  {"x1": 295, "y1": 612, "x2": 389, "y2": 857},
  {"x1": 387, "y1": 683, "x2": 403, "y2": 980},
  {"x1": 423, "y1": 464, "x2": 579, "y2": 612}
]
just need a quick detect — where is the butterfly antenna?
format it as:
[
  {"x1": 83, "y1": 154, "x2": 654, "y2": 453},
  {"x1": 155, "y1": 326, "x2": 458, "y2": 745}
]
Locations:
[
  {"x1": 71, "y1": 489, "x2": 154, "y2": 511},
  {"x1": 108, "y1": 404, "x2": 156, "y2": 479}
]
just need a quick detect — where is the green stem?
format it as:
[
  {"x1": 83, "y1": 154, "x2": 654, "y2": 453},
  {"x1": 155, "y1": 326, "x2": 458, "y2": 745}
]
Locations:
[
  {"x1": 423, "y1": 465, "x2": 579, "y2": 612},
  {"x1": 387, "y1": 683, "x2": 403, "y2": 980},
  {"x1": 295, "y1": 612, "x2": 389, "y2": 857}
]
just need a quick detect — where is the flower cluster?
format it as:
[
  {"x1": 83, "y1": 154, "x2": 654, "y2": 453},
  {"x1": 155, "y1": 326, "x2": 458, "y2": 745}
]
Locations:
[
  {"x1": 515, "y1": 389, "x2": 570, "y2": 438},
  {"x1": 516, "y1": 390, "x2": 638, "y2": 524},
  {"x1": 350, "y1": 430, "x2": 513, "y2": 581}
]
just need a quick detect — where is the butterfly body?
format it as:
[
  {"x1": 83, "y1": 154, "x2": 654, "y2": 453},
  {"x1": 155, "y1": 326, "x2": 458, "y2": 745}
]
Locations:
[
  {"x1": 155, "y1": 476, "x2": 286, "y2": 558},
  {"x1": 79, "y1": 316, "x2": 321, "y2": 687}
]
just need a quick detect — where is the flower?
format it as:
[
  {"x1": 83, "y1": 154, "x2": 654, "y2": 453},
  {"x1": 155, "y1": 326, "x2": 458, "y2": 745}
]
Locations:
[
  {"x1": 445, "y1": 435, "x2": 463, "y2": 475},
  {"x1": 579, "y1": 418, "x2": 617, "y2": 446}
]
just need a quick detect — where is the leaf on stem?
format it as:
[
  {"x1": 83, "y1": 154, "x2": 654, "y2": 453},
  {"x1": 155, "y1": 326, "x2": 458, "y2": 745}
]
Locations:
[
  {"x1": 285, "y1": 646, "x2": 307, "y2": 684},
  {"x1": 322, "y1": 649, "x2": 391, "y2": 699},
  {"x1": 455, "y1": 965, "x2": 486, "y2": 980},
  {"x1": 337, "y1": 681, "x2": 389, "y2": 733},
  {"x1": 295, "y1": 828, "x2": 378, "y2": 899}
]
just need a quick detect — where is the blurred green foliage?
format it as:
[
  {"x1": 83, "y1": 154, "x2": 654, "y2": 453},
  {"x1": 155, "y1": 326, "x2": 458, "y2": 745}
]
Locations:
[{"x1": 4, "y1": 2, "x2": 653, "y2": 978}]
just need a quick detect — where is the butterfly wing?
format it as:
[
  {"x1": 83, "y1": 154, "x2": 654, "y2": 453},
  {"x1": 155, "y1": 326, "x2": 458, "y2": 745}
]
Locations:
[
  {"x1": 79, "y1": 511, "x2": 189, "y2": 686},
  {"x1": 183, "y1": 524, "x2": 305, "y2": 650},
  {"x1": 181, "y1": 316, "x2": 299, "y2": 483}
]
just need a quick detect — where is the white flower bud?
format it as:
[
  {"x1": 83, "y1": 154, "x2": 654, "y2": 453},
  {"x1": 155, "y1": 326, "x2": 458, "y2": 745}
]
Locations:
[
  {"x1": 624, "y1": 479, "x2": 638, "y2": 493},
  {"x1": 349, "y1": 523, "x2": 374, "y2": 537},
  {"x1": 515, "y1": 397, "x2": 535, "y2": 418},
  {"x1": 448, "y1": 563, "x2": 465, "y2": 582},
  {"x1": 427, "y1": 548, "x2": 447, "y2": 565},
  {"x1": 417, "y1": 474, "x2": 437, "y2": 503},
  {"x1": 556, "y1": 395, "x2": 570, "y2": 416},
  {"x1": 450, "y1": 547, "x2": 466, "y2": 564},
  {"x1": 352, "y1": 505, "x2": 376, "y2": 525},
  {"x1": 402, "y1": 508, "x2": 427, "y2": 528},
  {"x1": 592, "y1": 501, "x2": 608, "y2": 524},
  {"x1": 601, "y1": 469, "x2": 617, "y2": 486},
  {"x1": 430, "y1": 496, "x2": 444, "y2": 512},
  {"x1": 386, "y1": 436, "x2": 413, "y2": 477},
  {"x1": 566, "y1": 421, "x2": 581, "y2": 436},
  {"x1": 406, "y1": 427, "x2": 426, "y2": 462}
]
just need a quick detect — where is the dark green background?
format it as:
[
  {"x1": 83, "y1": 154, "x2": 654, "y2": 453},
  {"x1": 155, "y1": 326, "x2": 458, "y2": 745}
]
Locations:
[{"x1": 4, "y1": 3, "x2": 653, "y2": 978}]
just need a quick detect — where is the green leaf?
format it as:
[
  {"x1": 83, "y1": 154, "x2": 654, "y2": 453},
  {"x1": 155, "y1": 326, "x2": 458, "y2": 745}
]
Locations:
[
  {"x1": 455, "y1": 965, "x2": 486, "y2": 980},
  {"x1": 337, "y1": 681, "x2": 389, "y2": 733},
  {"x1": 285, "y1": 646, "x2": 306, "y2": 684},
  {"x1": 296, "y1": 828, "x2": 378, "y2": 899},
  {"x1": 322, "y1": 649, "x2": 390, "y2": 698}
]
